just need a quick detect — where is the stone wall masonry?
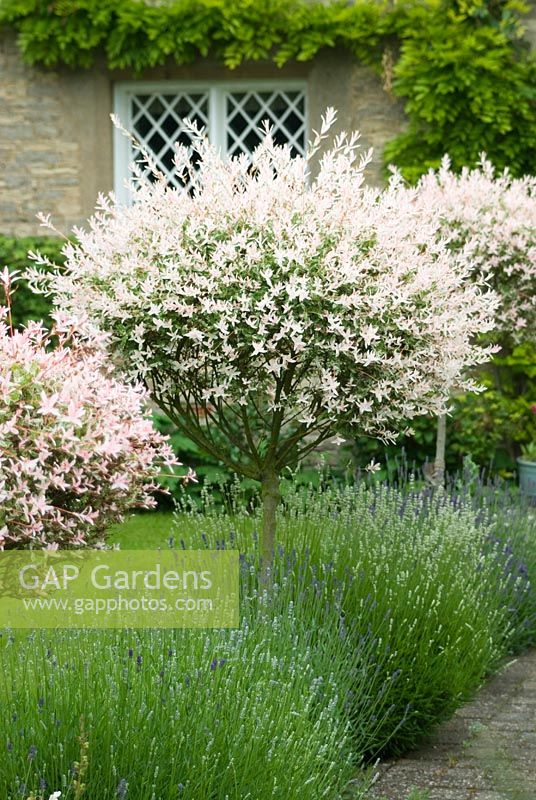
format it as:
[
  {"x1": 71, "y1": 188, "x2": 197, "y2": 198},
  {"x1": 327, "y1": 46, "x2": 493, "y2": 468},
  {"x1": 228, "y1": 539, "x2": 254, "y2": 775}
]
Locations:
[
  {"x1": 0, "y1": 33, "x2": 113, "y2": 237},
  {"x1": 0, "y1": 35, "x2": 77, "y2": 236},
  {"x1": 0, "y1": 32, "x2": 407, "y2": 236}
]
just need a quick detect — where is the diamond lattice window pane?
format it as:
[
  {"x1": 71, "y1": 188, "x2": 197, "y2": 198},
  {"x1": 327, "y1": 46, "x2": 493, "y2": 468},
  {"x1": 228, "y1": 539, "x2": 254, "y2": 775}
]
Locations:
[
  {"x1": 115, "y1": 83, "x2": 307, "y2": 202},
  {"x1": 129, "y1": 92, "x2": 209, "y2": 189},
  {"x1": 225, "y1": 90, "x2": 306, "y2": 158}
]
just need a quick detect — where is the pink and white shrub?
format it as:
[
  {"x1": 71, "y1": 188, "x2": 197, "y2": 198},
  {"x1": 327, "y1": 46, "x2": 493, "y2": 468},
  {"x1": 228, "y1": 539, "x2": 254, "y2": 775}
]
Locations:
[
  {"x1": 0, "y1": 272, "x2": 177, "y2": 550},
  {"x1": 31, "y1": 112, "x2": 499, "y2": 466},
  {"x1": 414, "y1": 156, "x2": 536, "y2": 343}
]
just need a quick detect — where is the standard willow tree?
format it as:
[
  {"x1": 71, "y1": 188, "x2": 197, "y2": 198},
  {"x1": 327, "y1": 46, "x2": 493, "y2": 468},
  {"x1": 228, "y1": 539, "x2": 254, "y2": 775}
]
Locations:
[
  {"x1": 413, "y1": 156, "x2": 536, "y2": 481},
  {"x1": 33, "y1": 111, "x2": 498, "y2": 569}
]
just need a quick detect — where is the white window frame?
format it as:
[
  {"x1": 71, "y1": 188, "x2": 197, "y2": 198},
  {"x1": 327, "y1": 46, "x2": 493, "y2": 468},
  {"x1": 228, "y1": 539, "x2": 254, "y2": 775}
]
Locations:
[{"x1": 113, "y1": 80, "x2": 308, "y2": 205}]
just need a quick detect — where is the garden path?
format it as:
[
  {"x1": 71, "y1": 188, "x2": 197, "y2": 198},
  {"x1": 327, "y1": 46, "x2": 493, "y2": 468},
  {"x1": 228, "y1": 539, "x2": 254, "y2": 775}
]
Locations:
[{"x1": 368, "y1": 649, "x2": 536, "y2": 800}]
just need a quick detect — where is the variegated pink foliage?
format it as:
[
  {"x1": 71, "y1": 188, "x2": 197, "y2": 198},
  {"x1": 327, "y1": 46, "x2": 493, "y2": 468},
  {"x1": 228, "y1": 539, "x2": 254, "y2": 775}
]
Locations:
[
  {"x1": 0, "y1": 271, "x2": 177, "y2": 550},
  {"x1": 414, "y1": 156, "x2": 536, "y2": 343},
  {"x1": 31, "y1": 112, "x2": 498, "y2": 477}
]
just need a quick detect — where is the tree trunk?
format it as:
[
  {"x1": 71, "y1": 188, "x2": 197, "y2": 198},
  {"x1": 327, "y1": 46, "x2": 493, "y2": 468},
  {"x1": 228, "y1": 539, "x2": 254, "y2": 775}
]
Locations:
[
  {"x1": 434, "y1": 413, "x2": 447, "y2": 485},
  {"x1": 260, "y1": 467, "x2": 280, "y2": 587}
]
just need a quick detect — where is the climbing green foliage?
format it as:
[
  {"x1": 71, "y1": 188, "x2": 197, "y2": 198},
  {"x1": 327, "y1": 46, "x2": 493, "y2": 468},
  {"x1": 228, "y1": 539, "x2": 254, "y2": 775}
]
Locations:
[
  {"x1": 0, "y1": 0, "x2": 397, "y2": 71},
  {"x1": 384, "y1": 0, "x2": 536, "y2": 180},
  {"x1": 0, "y1": 1, "x2": 534, "y2": 178}
]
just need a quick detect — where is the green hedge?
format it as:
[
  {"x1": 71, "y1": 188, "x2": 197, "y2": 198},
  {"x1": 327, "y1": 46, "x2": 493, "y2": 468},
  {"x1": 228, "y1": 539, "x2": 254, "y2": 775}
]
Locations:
[
  {"x1": 0, "y1": 235, "x2": 65, "y2": 328},
  {"x1": 0, "y1": 0, "x2": 535, "y2": 180}
]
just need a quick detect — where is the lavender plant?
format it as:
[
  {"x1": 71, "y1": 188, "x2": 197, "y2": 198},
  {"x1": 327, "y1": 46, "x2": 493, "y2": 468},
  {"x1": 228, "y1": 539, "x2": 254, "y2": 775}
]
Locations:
[
  {"x1": 167, "y1": 479, "x2": 523, "y2": 754},
  {"x1": 2, "y1": 479, "x2": 534, "y2": 797},
  {"x1": 0, "y1": 572, "x2": 370, "y2": 800}
]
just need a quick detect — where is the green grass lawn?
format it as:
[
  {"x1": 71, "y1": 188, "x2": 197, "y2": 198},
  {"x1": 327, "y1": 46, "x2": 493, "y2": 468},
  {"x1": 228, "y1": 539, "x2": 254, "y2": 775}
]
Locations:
[
  {"x1": 110, "y1": 508, "x2": 258, "y2": 551},
  {"x1": 108, "y1": 510, "x2": 175, "y2": 548}
]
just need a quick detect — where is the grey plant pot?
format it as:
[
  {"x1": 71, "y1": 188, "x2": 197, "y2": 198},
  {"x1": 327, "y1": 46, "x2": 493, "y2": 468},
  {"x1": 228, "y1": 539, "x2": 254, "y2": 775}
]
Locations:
[{"x1": 517, "y1": 458, "x2": 536, "y2": 498}]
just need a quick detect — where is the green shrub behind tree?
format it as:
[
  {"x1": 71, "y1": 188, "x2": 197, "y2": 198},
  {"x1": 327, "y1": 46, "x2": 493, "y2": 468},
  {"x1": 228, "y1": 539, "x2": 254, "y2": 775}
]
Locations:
[{"x1": 0, "y1": 235, "x2": 65, "y2": 328}]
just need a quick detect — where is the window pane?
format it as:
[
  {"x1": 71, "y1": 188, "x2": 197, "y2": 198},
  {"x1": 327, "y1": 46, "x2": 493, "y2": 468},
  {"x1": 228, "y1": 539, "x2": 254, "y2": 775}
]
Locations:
[
  {"x1": 129, "y1": 91, "x2": 209, "y2": 189},
  {"x1": 225, "y1": 90, "x2": 306, "y2": 158},
  {"x1": 116, "y1": 84, "x2": 307, "y2": 202}
]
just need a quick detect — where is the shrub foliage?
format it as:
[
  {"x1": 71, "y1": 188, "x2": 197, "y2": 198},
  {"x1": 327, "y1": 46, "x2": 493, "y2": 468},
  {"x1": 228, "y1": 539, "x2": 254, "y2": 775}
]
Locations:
[
  {"x1": 32, "y1": 117, "x2": 498, "y2": 562},
  {"x1": 0, "y1": 271, "x2": 176, "y2": 549},
  {"x1": 0, "y1": 235, "x2": 64, "y2": 328}
]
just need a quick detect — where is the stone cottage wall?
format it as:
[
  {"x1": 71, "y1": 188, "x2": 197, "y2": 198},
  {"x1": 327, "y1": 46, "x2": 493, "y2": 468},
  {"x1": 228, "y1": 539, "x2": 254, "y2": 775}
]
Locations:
[
  {"x1": 0, "y1": 34, "x2": 112, "y2": 236},
  {"x1": 0, "y1": 33, "x2": 406, "y2": 236}
]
